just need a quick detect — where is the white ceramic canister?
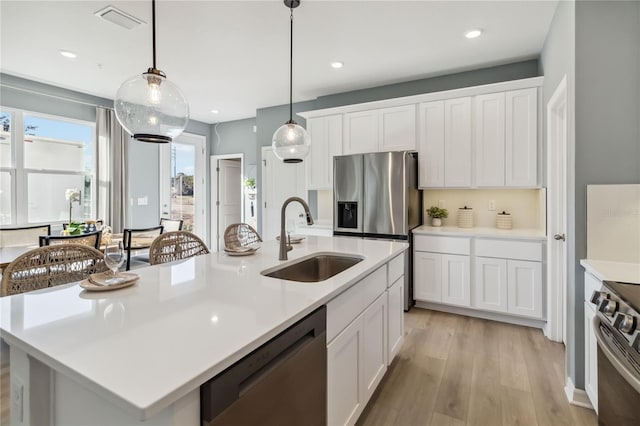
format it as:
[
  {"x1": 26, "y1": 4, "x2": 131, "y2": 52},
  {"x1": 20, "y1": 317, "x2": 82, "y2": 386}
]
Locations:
[
  {"x1": 496, "y1": 211, "x2": 513, "y2": 229},
  {"x1": 458, "y1": 206, "x2": 474, "y2": 228}
]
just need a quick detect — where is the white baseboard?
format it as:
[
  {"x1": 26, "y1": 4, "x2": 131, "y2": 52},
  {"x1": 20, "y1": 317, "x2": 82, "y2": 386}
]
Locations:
[
  {"x1": 414, "y1": 301, "x2": 546, "y2": 329},
  {"x1": 564, "y1": 377, "x2": 594, "y2": 410}
]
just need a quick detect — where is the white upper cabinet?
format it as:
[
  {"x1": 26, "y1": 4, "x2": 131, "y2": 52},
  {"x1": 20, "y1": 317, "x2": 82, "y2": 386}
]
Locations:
[
  {"x1": 418, "y1": 101, "x2": 445, "y2": 187},
  {"x1": 444, "y1": 97, "x2": 472, "y2": 187},
  {"x1": 506, "y1": 88, "x2": 538, "y2": 187},
  {"x1": 474, "y1": 93, "x2": 506, "y2": 187},
  {"x1": 306, "y1": 115, "x2": 342, "y2": 190},
  {"x1": 343, "y1": 110, "x2": 379, "y2": 154},
  {"x1": 343, "y1": 105, "x2": 415, "y2": 154},
  {"x1": 378, "y1": 105, "x2": 416, "y2": 151}
]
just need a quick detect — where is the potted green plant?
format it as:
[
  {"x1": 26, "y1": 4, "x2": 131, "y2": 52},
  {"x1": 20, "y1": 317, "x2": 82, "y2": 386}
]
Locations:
[
  {"x1": 243, "y1": 177, "x2": 257, "y2": 200},
  {"x1": 426, "y1": 206, "x2": 448, "y2": 227}
]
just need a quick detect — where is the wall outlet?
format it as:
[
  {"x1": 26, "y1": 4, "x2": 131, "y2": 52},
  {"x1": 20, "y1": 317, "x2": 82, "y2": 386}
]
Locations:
[
  {"x1": 438, "y1": 200, "x2": 446, "y2": 208},
  {"x1": 11, "y1": 377, "x2": 24, "y2": 422},
  {"x1": 137, "y1": 196, "x2": 148, "y2": 206},
  {"x1": 488, "y1": 200, "x2": 496, "y2": 211}
]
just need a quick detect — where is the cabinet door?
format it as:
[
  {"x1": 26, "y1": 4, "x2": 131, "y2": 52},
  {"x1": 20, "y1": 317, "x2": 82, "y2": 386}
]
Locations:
[
  {"x1": 387, "y1": 276, "x2": 404, "y2": 364},
  {"x1": 474, "y1": 93, "x2": 506, "y2": 187},
  {"x1": 441, "y1": 254, "x2": 471, "y2": 307},
  {"x1": 306, "y1": 115, "x2": 342, "y2": 190},
  {"x1": 473, "y1": 257, "x2": 508, "y2": 313},
  {"x1": 505, "y1": 88, "x2": 537, "y2": 187},
  {"x1": 507, "y1": 260, "x2": 542, "y2": 318},
  {"x1": 584, "y1": 302, "x2": 598, "y2": 411},
  {"x1": 418, "y1": 101, "x2": 445, "y2": 188},
  {"x1": 343, "y1": 110, "x2": 379, "y2": 154},
  {"x1": 414, "y1": 251, "x2": 442, "y2": 302},
  {"x1": 327, "y1": 317, "x2": 363, "y2": 426},
  {"x1": 378, "y1": 105, "x2": 416, "y2": 151},
  {"x1": 362, "y1": 294, "x2": 387, "y2": 404},
  {"x1": 444, "y1": 97, "x2": 472, "y2": 187}
]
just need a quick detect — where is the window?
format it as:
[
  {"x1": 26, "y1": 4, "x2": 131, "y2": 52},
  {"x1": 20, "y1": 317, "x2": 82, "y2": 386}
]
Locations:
[{"x1": 0, "y1": 108, "x2": 95, "y2": 226}]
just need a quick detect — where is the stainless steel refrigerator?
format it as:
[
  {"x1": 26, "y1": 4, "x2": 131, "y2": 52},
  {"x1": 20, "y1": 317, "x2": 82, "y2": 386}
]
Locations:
[{"x1": 333, "y1": 151, "x2": 421, "y2": 310}]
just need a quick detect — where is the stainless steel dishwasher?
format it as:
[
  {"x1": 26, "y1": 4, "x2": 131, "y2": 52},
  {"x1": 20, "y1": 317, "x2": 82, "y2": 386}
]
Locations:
[{"x1": 201, "y1": 306, "x2": 326, "y2": 425}]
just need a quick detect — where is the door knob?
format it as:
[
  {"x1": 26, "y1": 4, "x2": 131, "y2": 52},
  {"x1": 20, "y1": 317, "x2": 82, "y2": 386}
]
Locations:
[{"x1": 554, "y1": 234, "x2": 566, "y2": 241}]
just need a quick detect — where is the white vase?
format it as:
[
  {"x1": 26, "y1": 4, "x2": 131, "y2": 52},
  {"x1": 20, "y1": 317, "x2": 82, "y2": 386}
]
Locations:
[{"x1": 432, "y1": 218, "x2": 442, "y2": 227}]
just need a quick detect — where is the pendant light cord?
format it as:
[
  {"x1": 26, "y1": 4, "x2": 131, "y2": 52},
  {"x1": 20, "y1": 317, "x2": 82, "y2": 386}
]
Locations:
[
  {"x1": 289, "y1": 6, "x2": 294, "y2": 123},
  {"x1": 152, "y1": 0, "x2": 157, "y2": 70}
]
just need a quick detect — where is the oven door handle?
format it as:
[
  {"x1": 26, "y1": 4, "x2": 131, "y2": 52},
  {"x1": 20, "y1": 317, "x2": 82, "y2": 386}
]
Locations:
[{"x1": 593, "y1": 315, "x2": 640, "y2": 394}]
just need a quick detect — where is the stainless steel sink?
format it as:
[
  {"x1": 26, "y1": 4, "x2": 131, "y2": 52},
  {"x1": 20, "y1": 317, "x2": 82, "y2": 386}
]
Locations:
[{"x1": 261, "y1": 252, "x2": 363, "y2": 282}]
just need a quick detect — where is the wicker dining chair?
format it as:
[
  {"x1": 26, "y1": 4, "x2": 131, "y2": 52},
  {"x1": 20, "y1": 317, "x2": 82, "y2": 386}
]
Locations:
[
  {"x1": 1, "y1": 244, "x2": 108, "y2": 296},
  {"x1": 159, "y1": 218, "x2": 184, "y2": 232},
  {"x1": 149, "y1": 231, "x2": 210, "y2": 266},
  {"x1": 223, "y1": 223, "x2": 262, "y2": 250},
  {"x1": 39, "y1": 230, "x2": 102, "y2": 250},
  {"x1": 0, "y1": 224, "x2": 51, "y2": 248}
]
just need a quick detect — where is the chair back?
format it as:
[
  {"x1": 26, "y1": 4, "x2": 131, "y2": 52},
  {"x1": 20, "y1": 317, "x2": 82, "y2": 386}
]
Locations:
[
  {"x1": 0, "y1": 225, "x2": 51, "y2": 248},
  {"x1": 224, "y1": 223, "x2": 262, "y2": 250},
  {"x1": 160, "y1": 218, "x2": 184, "y2": 232},
  {"x1": 149, "y1": 231, "x2": 210, "y2": 265},
  {"x1": 1, "y1": 244, "x2": 108, "y2": 296},
  {"x1": 40, "y1": 231, "x2": 102, "y2": 250},
  {"x1": 122, "y1": 226, "x2": 164, "y2": 270}
]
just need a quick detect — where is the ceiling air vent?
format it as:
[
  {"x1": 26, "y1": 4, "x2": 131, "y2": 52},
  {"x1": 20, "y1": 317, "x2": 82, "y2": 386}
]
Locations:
[{"x1": 94, "y1": 6, "x2": 145, "y2": 30}]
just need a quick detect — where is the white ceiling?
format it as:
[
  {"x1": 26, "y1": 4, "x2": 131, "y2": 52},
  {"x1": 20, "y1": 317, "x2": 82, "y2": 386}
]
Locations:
[{"x1": 0, "y1": 0, "x2": 558, "y2": 124}]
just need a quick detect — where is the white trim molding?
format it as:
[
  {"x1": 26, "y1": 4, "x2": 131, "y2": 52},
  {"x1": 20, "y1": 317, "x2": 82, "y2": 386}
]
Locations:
[
  {"x1": 564, "y1": 376, "x2": 594, "y2": 410},
  {"x1": 298, "y1": 76, "x2": 544, "y2": 119}
]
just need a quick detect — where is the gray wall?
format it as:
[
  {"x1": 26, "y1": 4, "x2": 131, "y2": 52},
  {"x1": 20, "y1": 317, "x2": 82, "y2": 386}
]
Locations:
[
  {"x1": 539, "y1": 0, "x2": 577, "y2": 384},
  {"x1": 540, "y1": 0, "x2": 640, "y2": 391},
  {"x1": 573, "y1": 0, "x2": 640, "y2": 387},
  {"x1": 251, "y1": 60, "x2": 540, "y2": 232},
  {"x1": 212, "y1": 117, "x2": 257, "y2": 164},
  {"x1": 0, "y1": 73, "x2": 212, "y2": 232}
]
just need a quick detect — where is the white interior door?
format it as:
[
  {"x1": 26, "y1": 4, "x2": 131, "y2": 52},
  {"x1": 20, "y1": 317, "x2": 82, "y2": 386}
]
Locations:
[
  {"x1": 159, "y1": 132, "x2": 206, "y2": 238},
  {"x1": 546, "y1": 75, "x2": 568, "y2": 343},
  {"x1": 210, "y1": 155, "x2": 243, "y2": 252},
  {"x1": 261, "y1": 147, "x2": 306, "y2": 241}
]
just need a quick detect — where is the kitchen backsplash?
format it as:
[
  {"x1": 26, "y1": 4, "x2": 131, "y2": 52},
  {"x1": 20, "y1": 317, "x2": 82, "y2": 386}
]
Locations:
[
  {"x1": 587, "y1": 184, "x2": 640, "y2": 263},
  {"x1": 422, "y1": 189, "x2": 546, "y2": 231}
]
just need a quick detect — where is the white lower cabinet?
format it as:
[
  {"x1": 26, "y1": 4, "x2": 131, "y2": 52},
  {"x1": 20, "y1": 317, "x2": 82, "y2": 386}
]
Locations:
[
  {"x1": 584, "y1": 301, "x2": 598, "y2": 412},
  {"x1": 327, "y1": 255, "x2": 406, "y2": 426},
  {"x1": 441, "y1": 254, "x2": 471, "y2": 307},
  {"x1": 414, "y1": 251, "x2": 442, "y2": 301},
  {"x1": 507, "y1": 260, "x2": 542, "y2": 318},
  {"x1": 362, "y1": 294, "x2": 388, "y2": 402},
  {"x1": 584, "y1": 271, "x2": 601, "y2": 411},
  {"x1": 327, "y1": 317, "x2": 363, "y2": 426},
  {"x1": 387, "y1": 277, "x2": 404, "y2": 363},
  {"x1": 474, "y1": 257, "x2": 508, "y2": 313}
]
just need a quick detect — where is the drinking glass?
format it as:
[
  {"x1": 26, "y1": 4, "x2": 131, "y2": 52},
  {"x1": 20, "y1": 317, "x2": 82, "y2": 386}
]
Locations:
[{"x1": 104, "y1": 242, "x2": 125, "y2": 284}]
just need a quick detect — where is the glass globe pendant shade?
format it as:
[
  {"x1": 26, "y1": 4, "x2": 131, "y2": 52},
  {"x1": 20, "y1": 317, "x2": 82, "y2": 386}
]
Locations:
[
  {"x1": 115, "y1": 70, "x2": 189, "y2": 143},
  {"x1": 272, "y1": 121, "x2": 310, "y2": 163}
]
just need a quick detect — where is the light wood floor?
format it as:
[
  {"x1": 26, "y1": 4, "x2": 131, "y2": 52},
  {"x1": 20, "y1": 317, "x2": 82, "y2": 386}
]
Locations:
[{"x1": 357, "y1": 308, "x2": 597, "y2": 426}]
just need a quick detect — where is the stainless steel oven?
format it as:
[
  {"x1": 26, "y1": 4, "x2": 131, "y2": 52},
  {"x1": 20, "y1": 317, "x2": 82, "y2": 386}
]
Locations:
[{"x1": 591, "y1": 281, "x2": 640, "y2": 425}]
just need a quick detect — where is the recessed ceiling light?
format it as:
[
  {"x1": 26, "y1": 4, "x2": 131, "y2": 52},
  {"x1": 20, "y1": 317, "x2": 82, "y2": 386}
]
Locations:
[
  {"x1": 331, "y1": 61, "x2": 344, "y2": 69},
  {"x1": 211, "y1": 110, "x2": 219, "y2": 114},
  {"x1": 465, "y1": 29, "x2": 483, "y2": 39},
  {"x1": 60, "y1": 50, "x2": 77, "y2": 59}
]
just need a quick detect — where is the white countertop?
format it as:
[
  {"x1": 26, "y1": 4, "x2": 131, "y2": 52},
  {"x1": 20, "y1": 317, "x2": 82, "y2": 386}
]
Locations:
[
  {"x1": 413, "y1": 225, "x2": 546, "y2": 240},
  {"x1": 580, "y1": 259, "x2": 640, "y2": 283},
  {"x1": 0, "y1": 236, "x2": 407, "y2": 420}
]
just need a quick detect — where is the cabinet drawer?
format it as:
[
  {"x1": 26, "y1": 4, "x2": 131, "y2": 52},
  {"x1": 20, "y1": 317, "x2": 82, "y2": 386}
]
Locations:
[
  {"x1": 414, "y1": 235, "x2": 470, "y2": 255},
  {"x1": 327, "y1": 265, "x2": 387, "y2": 343},
  {"x1": 475, "y1": 239, "x2": 542, "y2": 261},
  {"x1": 388, "y1": 253, "x2": 405, "y2": 286},
  {"x1": 584, "y1": 271, "x2": 601, "y2": 304}
]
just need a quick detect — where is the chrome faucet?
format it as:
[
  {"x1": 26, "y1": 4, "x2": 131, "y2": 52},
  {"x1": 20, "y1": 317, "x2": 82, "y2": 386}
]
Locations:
[{"x1": 279, "y1": 197, "x2": 314, "y2": 260}]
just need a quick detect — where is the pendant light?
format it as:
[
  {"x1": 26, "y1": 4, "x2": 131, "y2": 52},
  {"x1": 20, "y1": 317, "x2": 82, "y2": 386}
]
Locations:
[
  {"x1": 272, "y1": 0, "x2": 310, "y2": 163},
  {"x1": 115, "y1": 0, "x2": 189, "y2": 143}
]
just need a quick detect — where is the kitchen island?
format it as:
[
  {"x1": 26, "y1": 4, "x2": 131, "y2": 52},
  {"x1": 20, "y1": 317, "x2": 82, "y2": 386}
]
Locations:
[{"x1": 0, "y1": 236, "x2": 407, "y2": 425}]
